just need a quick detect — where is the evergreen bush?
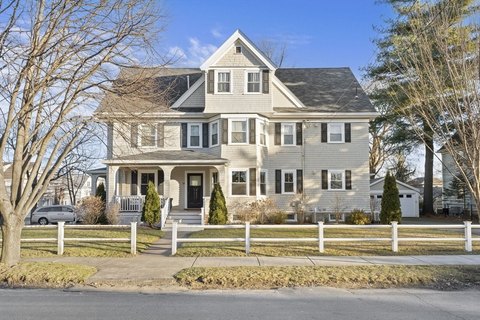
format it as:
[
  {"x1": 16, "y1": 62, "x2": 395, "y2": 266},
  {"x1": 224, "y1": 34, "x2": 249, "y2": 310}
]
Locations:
[
  {"x1": 95, "y1": 182, "x2": 106, "y2": 202},
  {"x1": 346, "y1": 209, "x2": 371, "y2": 225},
  {"x1": 208, "y1": 183, "x2": 228, "y2": 224},
  {"x1": 141, "y1": 181, "x2": 160, "y2": 227},
  {"x1": 380, "y1": 172, "x2": 402, "y2": 224}
]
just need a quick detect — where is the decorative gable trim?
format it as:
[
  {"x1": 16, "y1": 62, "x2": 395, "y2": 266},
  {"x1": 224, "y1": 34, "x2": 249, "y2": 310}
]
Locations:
[
  {"x1": 272, "y1": 76, "x2": 305, "y2": 109},
  {"x1": 171, "y1": 74, "x2": 205, "y2": 109},
  {"x1": 200, "y1": 29, "x2": 277, "y2": 71}
]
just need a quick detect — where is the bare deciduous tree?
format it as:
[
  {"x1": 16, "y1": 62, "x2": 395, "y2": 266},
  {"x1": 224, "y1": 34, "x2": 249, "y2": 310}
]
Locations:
[
  {"x1": 394, "y1": 0, "x2": 480, "y2": 219},
  {"x1": 0, "y1": 0, "x2": 163, "y2": 265},
  {"x1": 257, "y1": 39, "x2": 287, "y2": 67}
]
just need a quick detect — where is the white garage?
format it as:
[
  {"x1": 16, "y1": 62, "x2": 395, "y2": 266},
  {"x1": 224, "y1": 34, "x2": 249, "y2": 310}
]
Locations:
[{"x1": 370, "y1": 178, "x2": 420, "y2": 218}]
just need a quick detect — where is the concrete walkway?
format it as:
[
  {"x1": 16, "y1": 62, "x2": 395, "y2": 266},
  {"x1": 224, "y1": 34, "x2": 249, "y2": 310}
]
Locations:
[{"x1": 25, "y1": 236, "x2": 480, "y2": 286}]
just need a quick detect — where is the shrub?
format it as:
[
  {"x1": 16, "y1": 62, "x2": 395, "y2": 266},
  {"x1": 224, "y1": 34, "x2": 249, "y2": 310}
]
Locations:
[
  {"x1": 208, "y1": 183, "x2": 228, "y2": 224},
  {"x1": 267, "y1": 211, "x2": 288, "y2": 224},
  {"x1": 141, "y1": 181, "x2": 160, "y2": 227},
  {"x1": 380, "y1": 171, "x2": 402, "y2": 224},
  {"x1": 77, "y1": 196, "x2": 105, "y2": 225},
  {"x1": 105, "y1": 203, "x2": 120, "y2": 225},
  {"x1": 232, "y1": 199, "x2": 287, "y2": 224},
  {"x1": 346, "y1": 209, "x2": 371, "y2": 225},
  {"x1": 95, "y1": 182, "x2": 106, "y2": 202}
]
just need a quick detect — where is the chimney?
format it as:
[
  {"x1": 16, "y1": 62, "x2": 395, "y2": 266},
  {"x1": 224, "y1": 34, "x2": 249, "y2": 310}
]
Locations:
[{"x1": 187, "y1": 75, "x2": 190, "y2": 89}]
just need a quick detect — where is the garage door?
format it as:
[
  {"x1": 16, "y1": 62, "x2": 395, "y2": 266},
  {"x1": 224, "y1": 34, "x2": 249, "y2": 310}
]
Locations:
[{"x1": 399, "y1": 194, "x2": 416, "y2": 217}]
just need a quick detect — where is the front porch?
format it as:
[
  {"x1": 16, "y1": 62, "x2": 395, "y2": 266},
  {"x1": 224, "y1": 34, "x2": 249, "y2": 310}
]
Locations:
[{"x1": 104, "y1": 150, "x2": 228, "y2": 227}]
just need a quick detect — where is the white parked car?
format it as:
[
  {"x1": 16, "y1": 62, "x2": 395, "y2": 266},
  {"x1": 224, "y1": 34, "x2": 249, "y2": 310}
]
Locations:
[{"x1": 30, "y1": 205, "x2": 76, "y2": 225}]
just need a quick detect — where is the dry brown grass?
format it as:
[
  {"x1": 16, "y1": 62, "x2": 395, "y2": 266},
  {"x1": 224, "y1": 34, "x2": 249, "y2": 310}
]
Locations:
[
  {"x1": 175, "y1": 265, "x2": 480, "y2": 290},
  {"x1": 0, "y1": 262, "x2": 96, "y2": 288}
]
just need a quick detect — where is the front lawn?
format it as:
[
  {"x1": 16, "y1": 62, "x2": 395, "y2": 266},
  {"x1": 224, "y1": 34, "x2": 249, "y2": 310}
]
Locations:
[
  {"x1": 9, "y1": 226, "x2": 164, "y2": 258},
  {"x1": 175, "y1": 227, "x2": 477, "y2": 256}
]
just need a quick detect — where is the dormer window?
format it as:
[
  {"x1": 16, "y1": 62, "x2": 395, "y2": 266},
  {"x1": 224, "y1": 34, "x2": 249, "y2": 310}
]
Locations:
[
  {"x1": 216, "y1": 71, "x2": 231, "y2": 93},
  {"x1": 235, "y1": 46, "x2": 242, "y2": 54}
]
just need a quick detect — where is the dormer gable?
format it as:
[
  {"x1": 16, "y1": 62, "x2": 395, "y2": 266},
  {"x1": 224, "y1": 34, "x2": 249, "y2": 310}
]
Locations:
[{"x1": 200, "y1": 29, "x2": 277, "y2": 71}]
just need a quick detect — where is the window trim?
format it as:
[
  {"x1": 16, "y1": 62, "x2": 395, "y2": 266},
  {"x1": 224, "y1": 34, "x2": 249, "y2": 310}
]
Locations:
[
  {"x1": 281, "y1": 123, "x2": 296, "y2": 146},
  {"x1": 259, "y1": 169, "x2": 268, "y2": 196},
  {"x1": 228, "y1": 118, "x2": 248, "y2": 145},
  {"x1": 187, "y1": 123, "x2": 202, "y2": 148},
  {"x1": 209, "y1": 121, "x2": 219, "y2": 147},
  {"x1": 328, "y1": 170, "x2": 345, "y2": 190},
  {"x1": 281, "y1": 169, "x2": 296, "y2": 194},
  {"x1": 138, "y1": 124, "x2": 157, "y2": 147},
  {"x1": 328, "y1": 123, "x2": 345, "y2": 143},
  {"x1": 215, "y1": 69, "x2": 232, "y2": 94},
  {"x1": 244, "y1": 69, "x2": 262, "y2": 94},
  {"x1": 230, "y1": 168, "x2": 249, "y2": 196}
]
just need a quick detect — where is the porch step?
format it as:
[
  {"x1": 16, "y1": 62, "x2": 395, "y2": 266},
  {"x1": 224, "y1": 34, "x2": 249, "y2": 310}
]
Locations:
[{"x1": 164, "y1": 211, "x2": 202, "y2": 227}]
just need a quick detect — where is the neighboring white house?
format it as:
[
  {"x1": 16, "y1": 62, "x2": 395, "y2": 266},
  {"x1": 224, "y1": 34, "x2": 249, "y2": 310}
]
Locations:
[
  {"x1": 95, "y1": 30, "x2": 377, "y2": 223},
  {"x1": 370, "y1": 177, "x2": 420, "y2": 218},
  {"x1": 439, "y1": 148, "x2": 477, "y2": 216}
]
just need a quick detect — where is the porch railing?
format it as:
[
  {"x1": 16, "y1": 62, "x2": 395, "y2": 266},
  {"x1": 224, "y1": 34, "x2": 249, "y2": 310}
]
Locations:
[
  {"x1": 114, "y1": 195, "x2": 146, "y2": 212},
  {"x1": 160, "y1": 197, "x2": 172, "y2": 229}
]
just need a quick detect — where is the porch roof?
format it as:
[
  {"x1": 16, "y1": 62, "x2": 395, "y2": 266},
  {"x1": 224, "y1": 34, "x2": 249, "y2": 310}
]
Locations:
[{"x1": 104, "y1": 150, "x2": 228, "y2": 165}]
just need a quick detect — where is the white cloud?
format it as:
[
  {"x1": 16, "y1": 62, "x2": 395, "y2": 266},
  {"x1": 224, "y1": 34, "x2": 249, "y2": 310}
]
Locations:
[
  {"x1": 169, "y1": 38, "x2": 217, "y2": 67},
  {"x1": 211, "y1": 27, "x2": 223, "y2": 39}
]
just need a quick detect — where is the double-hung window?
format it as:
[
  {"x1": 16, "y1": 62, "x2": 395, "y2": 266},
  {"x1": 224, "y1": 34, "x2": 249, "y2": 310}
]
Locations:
[
  {"x1": 282, "y1": 170, "x2": 296, "y2": 194},
  {"x1": 328, "y1": 123, "x2": 344, "y2": 143},
  {"x1": 140, "y1": 124, "x2": 156, "y2": 147},
  {"x1": 282, "y1": 123, "x2": 295, "y2": 145},
  {"x1": 246, "y1": 71, "x2": 261, "y2": 93},
  {"x1": 259, "y1": 120, "x2": 267, "y2": 146},
  {"x1": 260, "y1": 170, "x2": 267, "y2": 195},
  {"x1": 231, "y1": 170, "x2": 247, "y2": 195},
  {"x1": 210, "y1": 121, "x2": 219, "y2": 146},
  {"x1": 188, "y1": 123, "x2": 201, "y2": 148},
  {"x1": 230, "y1": 119, "x2": 247, "y2": 144},
  {"x1": 329, "y1": 170, "x2": 344, "y2": 190},
  {"x1": 217, "y1": 71, "x2": 231, "y2": 93}
]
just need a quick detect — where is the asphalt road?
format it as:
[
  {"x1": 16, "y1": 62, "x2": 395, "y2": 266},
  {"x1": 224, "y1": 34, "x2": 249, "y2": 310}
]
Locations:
[{"x1": 1, "y1": 287, "x2": 479, "y2": 320}]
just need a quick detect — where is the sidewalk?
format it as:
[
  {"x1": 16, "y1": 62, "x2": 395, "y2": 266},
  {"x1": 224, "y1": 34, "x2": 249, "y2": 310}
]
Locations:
[{"x1": 26, "y1": 237, "x2": 480, "y2": 286}]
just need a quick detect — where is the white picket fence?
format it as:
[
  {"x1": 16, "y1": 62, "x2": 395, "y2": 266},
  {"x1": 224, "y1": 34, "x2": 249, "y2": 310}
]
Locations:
[
  {"x1": 171, "y1": 221, "x2": 479, "y2": 255},
  {"x1": 1, "y1": 222, "x2": 138, "y2": 255}
]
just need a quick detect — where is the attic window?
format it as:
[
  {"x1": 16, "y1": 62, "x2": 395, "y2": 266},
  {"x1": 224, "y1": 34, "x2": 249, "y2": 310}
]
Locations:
[{"x1": 235, "y1": 46, "x2": 242, "y2": 54}]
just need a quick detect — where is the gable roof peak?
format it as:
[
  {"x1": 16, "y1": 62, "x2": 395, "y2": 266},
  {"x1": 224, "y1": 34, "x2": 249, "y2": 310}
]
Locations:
[{"x1": 200, "y1": 29, "x2": 277, "y2": 71}]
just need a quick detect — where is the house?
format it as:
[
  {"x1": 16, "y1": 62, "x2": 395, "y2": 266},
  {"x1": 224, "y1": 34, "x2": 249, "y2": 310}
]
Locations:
[
  {"x1": 407, "y1": 176, "x2": 443, "y2": 214},
  {"x1": 370, "y1": 177, "x2": 420, "y2": 219},
  {"x1": 95, "y1": 30, "x2": 377, "y2": 226},
  {"x1": 439, "y1": 148, "x2": 477, "y2": 216}
]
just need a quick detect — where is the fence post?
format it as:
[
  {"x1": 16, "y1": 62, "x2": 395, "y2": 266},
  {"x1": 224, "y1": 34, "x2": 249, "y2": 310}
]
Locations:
[
  {"x1": 171, "y1": 221, "x2": 178, "y2": 255},
  {"x1": 130, "y1": 222, "x2": 137, "y2": 255},
  {"x1": 57, "y1": 221, "x2": 65, "y2": 255},
  {"x1": 464, "y1": 221, "x2": 472, "y2": 252},
  {"x1": 318, "y1": 221, "x2": 324, "y2": 253},
  {"x1": 391, "y1": 221, "x2": 398, "y2": 252},
  {"x1": 245, "y1": 222, "x2": 250, "y2": 255}
]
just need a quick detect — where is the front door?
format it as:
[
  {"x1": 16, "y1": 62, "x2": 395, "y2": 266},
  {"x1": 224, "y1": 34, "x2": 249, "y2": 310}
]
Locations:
[{"x1": 187, "y1": 173, "x2": 203, "y2": 208}]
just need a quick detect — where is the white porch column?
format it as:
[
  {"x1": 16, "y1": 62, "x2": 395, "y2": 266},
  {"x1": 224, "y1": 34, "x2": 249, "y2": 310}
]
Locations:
[
  {"x1": 214, "y1": 165, "x2": 227, "y2": 189},
  {"x1": 90, "y1": 175, "x2": 98, "y2": 196},
  {"x1": 106, "y1": 165, "x2": 119, "y2": 203},
  {"x1": 160, "y1": 165, "x2": 174, "y2": 198}
]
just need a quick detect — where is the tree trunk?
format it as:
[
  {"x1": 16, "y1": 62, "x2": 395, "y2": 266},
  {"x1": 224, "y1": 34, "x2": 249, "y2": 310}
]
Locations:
[
  {"x1": 423, "y1": 132, "x2": 435, "y2": 215},
  {"x1": 1, "y1": 216, "x2": 24, "y2": 266}
]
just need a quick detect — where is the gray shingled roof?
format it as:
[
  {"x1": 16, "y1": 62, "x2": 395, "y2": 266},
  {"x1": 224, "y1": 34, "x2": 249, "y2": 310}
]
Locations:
[
  {"x1": 96, "y1": 68, "x2": 202, "y2": 114},
  {"x1": 275, "y1": 68, "x2": 375, "y2": 113},
  {"x1": 109, "y1": 150, "x2": 227, "y2": 163}
]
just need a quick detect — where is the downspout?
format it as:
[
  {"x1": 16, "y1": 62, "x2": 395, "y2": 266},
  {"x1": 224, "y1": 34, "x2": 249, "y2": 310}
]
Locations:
[{"x1": 302, "y1": 120, "x2": 306, "y2": 203}]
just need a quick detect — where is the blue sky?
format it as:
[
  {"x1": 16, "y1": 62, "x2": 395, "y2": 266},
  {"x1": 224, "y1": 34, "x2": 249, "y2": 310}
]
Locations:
[{"x1": 160, "y1": 0, "x2": 394, "y2": 80}]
